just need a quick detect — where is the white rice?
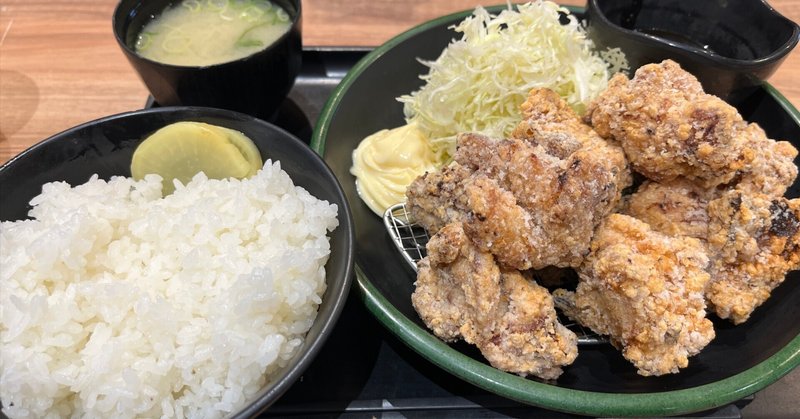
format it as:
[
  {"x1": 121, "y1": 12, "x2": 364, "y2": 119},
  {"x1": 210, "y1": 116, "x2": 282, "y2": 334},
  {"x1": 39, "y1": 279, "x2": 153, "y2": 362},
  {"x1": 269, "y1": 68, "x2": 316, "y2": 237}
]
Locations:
[{"x1": 0, "y1": 160, "x2": 338, "y2": 419}]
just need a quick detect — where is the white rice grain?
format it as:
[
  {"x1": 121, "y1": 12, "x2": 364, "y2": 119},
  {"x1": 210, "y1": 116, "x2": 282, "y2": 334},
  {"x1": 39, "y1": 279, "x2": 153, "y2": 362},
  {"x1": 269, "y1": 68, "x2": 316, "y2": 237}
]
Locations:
[{"x1": 0, "y1": 160, "x2": 338, "y2": 419}]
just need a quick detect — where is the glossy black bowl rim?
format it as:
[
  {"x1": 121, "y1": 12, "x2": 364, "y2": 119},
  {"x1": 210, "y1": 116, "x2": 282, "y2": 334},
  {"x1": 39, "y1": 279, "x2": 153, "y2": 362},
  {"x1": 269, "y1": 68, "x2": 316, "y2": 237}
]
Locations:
[
  {"x1": 0, "y1": 106, "x2": 356, "y2": 417},
  {"x1": 587, "y1": 0, "x2": 800, "y2": 68},
  {"x1": 111, "y1": 0, "x2": 302, "y2": 70},
  {"x1": 310, "y1": 4, "x2": 800, "y2": 417}
]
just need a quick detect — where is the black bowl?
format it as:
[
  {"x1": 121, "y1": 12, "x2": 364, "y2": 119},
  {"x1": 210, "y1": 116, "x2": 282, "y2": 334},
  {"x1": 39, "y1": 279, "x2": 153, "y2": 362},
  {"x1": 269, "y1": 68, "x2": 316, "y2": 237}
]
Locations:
[
  {"x1": 312, "y1": 5, "x2": 800, "y2": 416},
  {"x1": 586, "y1": 0, "x2": 800, "y2": 103},
  {"x1": 112, "y1": 0, "x2": 303, "y2": 119},
  {"x1": 0, "y1": 106, "x2": 354, "y2": 417}
]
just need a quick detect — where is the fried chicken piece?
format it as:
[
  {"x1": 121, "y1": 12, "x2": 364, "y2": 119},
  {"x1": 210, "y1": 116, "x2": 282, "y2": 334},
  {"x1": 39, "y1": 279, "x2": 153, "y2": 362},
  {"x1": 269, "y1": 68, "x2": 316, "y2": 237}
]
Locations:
[
  {"x1": 412, "y1": 222, "x2": 578, "y2": 379},
  {"x1": 481, "y1": 270, "x2": 578, "y2": 379},
  {"x1": 705, "y1": 191, "x2": 800, "y2": 324},
  {"x1": 406, "y1": 164, "x2": 544, "y2": 269},
  {"x1": 412, "y1": 222, "x2": 501, "y2": 342},
  {"x1": 732, "y1": 123, "x2": 798, "y2": 197},
  {"x1": 517, "y1": 87, "x2": 580, "y2": 126},
  {"x1": 621, "y1": 125, "x2": 798, "y2": 239},
  {"x1": 450, "y1": 135, "x2": 575, "y2": 268},
  {"x1": 512, "y1": 88, "x2": 607, "y2": 153},
  {"x1": 585, "y1": 60, "x2": 754, "y2": 187},
  {"x1": 623, "y1": 178, "x2": 719, "y2": 240},
  {"x1": 405, "y1": 163, "x2": 474, "y2": 234},
  {"x1": 624, "y1": 181, "x2": 800, "y2": 324},
  {"x1": 454, "y1": 132, "x2": 629, "y2": 268},
  {"x1": 462, "y1": 174, "x2": 544, "y2": 270},
  {"x1": 407, "y1": 88, "x2": 630, "y2": 271},
  {"x1": 454, "y1": 133, "x2": 562, "y2": 213},
  {"x1": 554, "y1": 214, "x2": 714, "y2": 376}
]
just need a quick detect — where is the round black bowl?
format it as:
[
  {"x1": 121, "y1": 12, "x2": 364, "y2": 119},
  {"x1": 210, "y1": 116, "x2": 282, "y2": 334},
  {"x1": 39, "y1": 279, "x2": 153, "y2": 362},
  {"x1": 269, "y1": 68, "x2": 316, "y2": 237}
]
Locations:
[
  {"x1": 312, "y1": 4, "x2": 800, "y2": 416},
  {"x1": 0, "y1": 106, "x2": 354, "y2": 417},
  {"x1": 586, "y1": 0, "x2": 800, "y2": 103},
  {"x1": 112, "y1": 0, "x2": 303, "y2": 119}
]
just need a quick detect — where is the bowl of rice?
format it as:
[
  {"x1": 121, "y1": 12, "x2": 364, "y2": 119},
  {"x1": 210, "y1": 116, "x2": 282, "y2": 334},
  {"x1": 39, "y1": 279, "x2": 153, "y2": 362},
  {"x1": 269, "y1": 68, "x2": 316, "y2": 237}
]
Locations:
[{"x1": 0, "y1": 107, "x2": 354, "y2": 418}]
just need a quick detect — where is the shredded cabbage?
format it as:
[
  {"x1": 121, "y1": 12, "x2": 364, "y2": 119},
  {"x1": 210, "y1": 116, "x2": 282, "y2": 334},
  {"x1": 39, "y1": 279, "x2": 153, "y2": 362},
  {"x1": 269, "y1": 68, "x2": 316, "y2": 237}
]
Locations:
[{"x1": 398, "y1": 1, "x2": 627, "y2": 161}]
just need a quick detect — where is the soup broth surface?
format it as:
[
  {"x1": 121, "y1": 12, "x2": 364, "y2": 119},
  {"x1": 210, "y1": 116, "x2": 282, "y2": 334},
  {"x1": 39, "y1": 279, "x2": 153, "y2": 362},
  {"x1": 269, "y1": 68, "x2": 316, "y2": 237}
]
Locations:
[{"x1": 135, "y1": 0, "x2": 292, "y2": 66}]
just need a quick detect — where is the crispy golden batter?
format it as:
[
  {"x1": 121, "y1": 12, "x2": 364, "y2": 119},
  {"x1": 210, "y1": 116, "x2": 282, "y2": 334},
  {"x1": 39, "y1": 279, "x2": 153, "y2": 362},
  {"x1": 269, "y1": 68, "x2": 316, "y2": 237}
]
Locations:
[
  {"x1": 623, "y1": 179, "x2": 719, "y2": 240},
  {"x1": 408, "y1": 88, "x2": 631, "y2": 270},
  {"x1": 462, "y1": 174, "x2": 544, "y2": 270},
  {"x1": 732, "y1": 123, "x2": 798, "y2": 197},
  {"x1": 457, "y1": 133, "x2": 630, "y2": 268},
  {"x1": 455, "y1": 132, "x2": 565, "y2": 211},
  {"x1": 705, "y1": 191, "x2": 800, "y2": 324},
  {"x1": 585, "y1": 60, "x2": 754, "y2": 187},
  {"x1": 512, "y1": 88, "x2": 613, "y2": 151},
  {"x1": 481, "y1": 270, "x2": 578, "y2": 379},
  {"x1": 517, "y1": 87, "x2": 580, "y2": 126},
  {"x1": 624, "y1": 180, "x2": 800, "y2": 324},
  {"x1": 406, "y1": 164, "x2": 544, "y2": 269},
  {"x1": 412, "y1": 222, "x2": 578, "y2": 379},
  {"x1": 413, "y1": 222, "x2": 501, "y2": 342},
  {"x1": 554, "y1": 214, "x2": 714, "y2": 376},
  {"x1": 404, "y1": 163, "x2": 474, "y2": 234}
]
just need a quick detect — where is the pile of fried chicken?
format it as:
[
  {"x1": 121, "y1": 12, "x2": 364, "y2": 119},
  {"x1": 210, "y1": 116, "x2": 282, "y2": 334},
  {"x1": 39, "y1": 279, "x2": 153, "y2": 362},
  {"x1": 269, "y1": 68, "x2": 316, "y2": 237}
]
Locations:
[{"x1": 405, "y1": 60, "x2": 800, "y2": 378}]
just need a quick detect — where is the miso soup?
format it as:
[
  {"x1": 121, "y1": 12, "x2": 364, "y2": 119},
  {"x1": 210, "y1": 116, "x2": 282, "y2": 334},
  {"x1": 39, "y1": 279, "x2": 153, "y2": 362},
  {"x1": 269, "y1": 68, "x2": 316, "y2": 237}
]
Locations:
[{"x1": 135, "y1": 0, "x2": 292, "y2": 67}]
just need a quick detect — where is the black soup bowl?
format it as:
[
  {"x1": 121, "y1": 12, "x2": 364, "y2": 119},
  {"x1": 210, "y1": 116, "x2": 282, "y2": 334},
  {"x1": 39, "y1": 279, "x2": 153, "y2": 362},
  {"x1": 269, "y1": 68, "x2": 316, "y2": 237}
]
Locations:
[
  {"x1": 112, "y1": 0, "x2": 302, "y2": 118},
  {"x1": 586, "y1": 0, "x2": 800, "y2": 103},
  {"x1": 0, "y1": 107, "x2": 354, "y2": 417}
]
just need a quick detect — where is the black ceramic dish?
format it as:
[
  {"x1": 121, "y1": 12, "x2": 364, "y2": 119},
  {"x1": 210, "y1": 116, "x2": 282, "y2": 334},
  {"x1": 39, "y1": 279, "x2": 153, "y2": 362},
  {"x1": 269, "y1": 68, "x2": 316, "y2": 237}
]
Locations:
[
  {"x1": 311, "y1": 5, "x2": 800, "y2": 417},
  {"x1": 586, "y1": 0, "x2": 800, "y2": 103},
  {"x1": 112, "y1": 0, "x2": 303, "y2": 119},
  {"x1": 0, "y1": 107, "x2": 355, "y2": 417}
]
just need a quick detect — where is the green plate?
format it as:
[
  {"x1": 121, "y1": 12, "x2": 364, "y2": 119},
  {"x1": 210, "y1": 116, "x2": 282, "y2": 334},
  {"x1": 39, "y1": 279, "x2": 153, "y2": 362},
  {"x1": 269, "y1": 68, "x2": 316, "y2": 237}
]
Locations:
[{"x1": 311, "y1": 5, "x2": 800, "y2": 416}]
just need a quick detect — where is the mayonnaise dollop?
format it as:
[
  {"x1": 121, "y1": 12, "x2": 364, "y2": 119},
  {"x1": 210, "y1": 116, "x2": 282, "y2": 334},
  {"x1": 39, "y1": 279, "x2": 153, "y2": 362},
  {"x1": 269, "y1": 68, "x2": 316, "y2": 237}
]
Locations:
[{"x1": 350, "y1": 123, "x2": 439, "y2": 216}]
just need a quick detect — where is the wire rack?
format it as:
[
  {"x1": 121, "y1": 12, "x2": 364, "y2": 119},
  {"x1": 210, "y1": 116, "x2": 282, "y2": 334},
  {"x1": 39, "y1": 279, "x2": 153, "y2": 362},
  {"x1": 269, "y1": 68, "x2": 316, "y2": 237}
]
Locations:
[
  {"x1": 383, "y1": 202, "x2": 606, "y2": 346},
  {"x1": 383, "y1": 203, "x2": 430, "y2": 269}
]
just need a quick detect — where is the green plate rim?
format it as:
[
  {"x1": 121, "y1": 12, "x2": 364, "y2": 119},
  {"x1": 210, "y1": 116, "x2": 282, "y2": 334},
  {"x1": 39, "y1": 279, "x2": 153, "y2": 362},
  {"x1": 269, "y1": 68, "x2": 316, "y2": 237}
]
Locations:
[{"x1": 310, "y1": 4, "x2": 800, "y2": 417}]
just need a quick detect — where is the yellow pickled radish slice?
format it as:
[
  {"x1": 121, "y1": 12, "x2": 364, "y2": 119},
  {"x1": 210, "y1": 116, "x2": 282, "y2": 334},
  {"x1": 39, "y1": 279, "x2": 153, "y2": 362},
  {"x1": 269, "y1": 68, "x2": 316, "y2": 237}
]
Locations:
[
  {"x1": 210, "y1": 125, "x2": 263, "y2": 178},
  {"x1": 131, "y1": 121, "x2": 263, "y2": 195}
]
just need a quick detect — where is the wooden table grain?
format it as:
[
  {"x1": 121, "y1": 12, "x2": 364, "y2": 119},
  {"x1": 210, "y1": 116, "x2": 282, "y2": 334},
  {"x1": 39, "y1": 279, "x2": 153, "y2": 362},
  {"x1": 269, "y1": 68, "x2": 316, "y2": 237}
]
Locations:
[{"x1": 0, "y1": 1, "x2": 798, "y2": 417}]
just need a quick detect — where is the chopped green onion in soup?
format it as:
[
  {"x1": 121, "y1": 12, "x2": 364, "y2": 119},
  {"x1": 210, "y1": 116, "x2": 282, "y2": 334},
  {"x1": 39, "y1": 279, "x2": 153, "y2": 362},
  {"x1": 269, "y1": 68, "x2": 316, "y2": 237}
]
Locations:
[{"x1": 135, "y1": 0, "x2": 291, "y2": 66}]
